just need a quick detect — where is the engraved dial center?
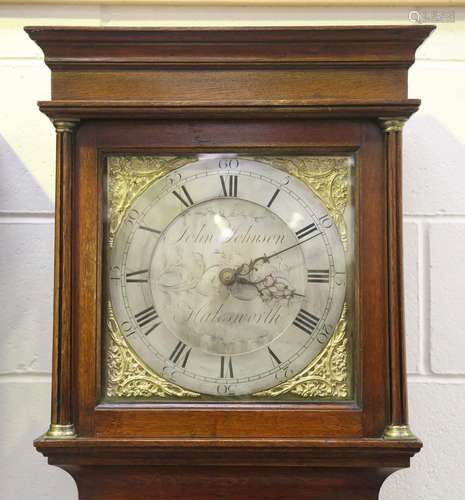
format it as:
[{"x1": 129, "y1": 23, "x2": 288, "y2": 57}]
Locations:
[{"x1": 150, "y1": 198, "x2": 306, "y2": 356}]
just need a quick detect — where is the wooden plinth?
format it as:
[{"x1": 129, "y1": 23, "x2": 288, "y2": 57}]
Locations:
[
  {"x1": 65, "y1": 465, "x2": 394, "y2": 500},
  {"x1": 37, "y1": 437, "x2": 420, "y2": 500}
]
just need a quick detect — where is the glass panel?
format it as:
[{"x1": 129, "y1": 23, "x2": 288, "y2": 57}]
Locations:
[{"x1": 103, "y1": 154, "x2": 355, "y2": 403}]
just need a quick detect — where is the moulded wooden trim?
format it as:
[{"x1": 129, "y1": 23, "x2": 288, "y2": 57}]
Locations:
[
  {"x1": 34, "y1": 436, "x2": 423, "y2": 449},
  {"x1": 26, "y1": 26, "x2": 434, "y2": 104},
  {"x1": 35, "y1": 436, "x2": 422, "y2": 468},
  {"x1": 37, "y1": 99, "x2": 421, "y2": 120},
  {"x1": 25, "y1": 25, "x2": 435, "y2": 71},
  {"x1": 24, "y1": 25, "x2": 436, "y2": 42}
]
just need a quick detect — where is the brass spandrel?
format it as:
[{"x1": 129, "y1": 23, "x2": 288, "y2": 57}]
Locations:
[
  {"x1": 105, "y1": 302, "x2": 201, "y2": 399},
  {"x1": 250, "y1": 156, "x2": 351, "y2": 252},
  {"x1": 253, "y1": 303, "x2": 350, "y2": 399},
  {"x1": 107, "y1": 155, "x2": 195, "y2": 247}
]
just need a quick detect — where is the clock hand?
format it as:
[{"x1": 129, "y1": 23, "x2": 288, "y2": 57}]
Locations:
[
  {"x1": 237, "y1": 274, "x2": 305, "y2": 302},
  {"x1": 256, "y1": 230, "x2": 321, "y2": 264}
]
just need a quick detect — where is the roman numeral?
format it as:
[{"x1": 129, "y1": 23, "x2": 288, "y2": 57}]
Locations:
[
  {"x1": 307, "y1": 269, "x2": 330, "y2": 283},
  {"x1": 169, "y1": 341, "x2": 191, "y2": 368},
  {"x1": 172, "y1": 185, "x2": 194, "y2": 208},
  {"x1": 126, "y1": 269, "x2": 149, "y2": 283},
  {"x1": 134, "y1": 306, "x2": 160, "y2": 335},
  {"x1": 267, "y1": 188, "x2": 280, "y2": 208},
  {"x1": 267, "y1": 347, "x2": 282, "y2": 366},
  {"x1": 295, "y1": 223, "x2": 318, "y2": 240},
  {"x1": 220, "y1": 356, "x2": 234, "y2": 378},
  {"x1": 293, "y1": 309, "x2": 320, "y2": 336},
  {"x1": 220, "y1": 175, "x2": 238, "y2": 197},
  {"x1": 139, "y1": 225, "x2": 161, "y2": 234}
]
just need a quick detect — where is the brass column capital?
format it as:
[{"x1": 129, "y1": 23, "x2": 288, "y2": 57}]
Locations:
[
  {"x1": 53, "y1": 119, "x2": 79, "y2": 133},
  {"x1": 379, "y1": 117, "x2": 407, "y2": 133}
]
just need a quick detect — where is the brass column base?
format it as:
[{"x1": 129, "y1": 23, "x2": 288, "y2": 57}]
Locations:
[
  {"x1": 384, "y1": 424, "x2": 416, "y2": 440},
  {"x1": 46, "y1": 424, "x2": 77, "y2": 439}
]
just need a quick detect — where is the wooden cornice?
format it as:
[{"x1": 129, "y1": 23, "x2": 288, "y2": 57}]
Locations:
[
  {"x1": 26, "y1": 25, "x2": 434, "y2": 70},
  {"x1": 25, "y1": 26, "x2": 434, "y2": 112}
]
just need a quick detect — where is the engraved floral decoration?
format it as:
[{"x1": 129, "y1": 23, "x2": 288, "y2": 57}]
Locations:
[
  {"x1": 105, "y1": 155, "x2": 352, "y2": 400},
  {"x1": 254, "y1": 304, "x2": 350, "y2": 399},
  {"x1": 106, "y1": 302, "x2": 200, "y2": 398}
]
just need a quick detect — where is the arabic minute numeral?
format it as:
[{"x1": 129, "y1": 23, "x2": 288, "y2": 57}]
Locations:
[
  {"x1": 316, "y1": 324, "x2": 332, "y2": 344},
  {"x1": 319, "y1": 214, "x2": 333, "y2": 228},
  {"x1": 217, "y1": 384, "x2": 232, "y2": 395},
  {"x1": 167, "y1": 172, "x2": 182, "y2": 186},
  {"x1": 218, "y1": 158, "x2": 239, "y2": 169},
  {"x1": 124, "y1": 209, "x2": 140, "y2": 227},
  {"x1": 335, "y1": 272, "x2": 346, "y2": 286},
  {"x1": 109, "y1": 266, "x2": 121, "y2": 280},
  {"x1": 274, "y1": 365, "x2": 294, "y2": 382},
  {"x1": 121, "y1": 320, "x2": 136, "y2": 338}
]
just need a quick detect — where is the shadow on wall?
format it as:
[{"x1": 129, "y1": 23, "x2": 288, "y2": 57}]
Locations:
[
  {"x1": 0, "y1": 133, "x2": 77, "y2": 497},
  {"x1": 0, "y1": 131, "x2": 55, "y2": 373},
  {"x1": 0, "y1": 132, "x2": 54, "y2": 213}
]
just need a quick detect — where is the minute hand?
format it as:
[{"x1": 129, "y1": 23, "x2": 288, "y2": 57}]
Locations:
[{"x1": 252, "y1": 230, "x2": 321, "y2": 266}]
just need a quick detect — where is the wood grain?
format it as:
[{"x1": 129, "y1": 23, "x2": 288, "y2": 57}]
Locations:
[
  {"x1": 50, "y1": 122, "x2": 78, "y2": 430},
  {"x1": 62, "y1": 466, "x2": 398, "y2": 500},
  {"x1": 38, "y1": 99, "x2": 422, "y2": 120},
  {"x1": 384, "y1": 124, "x2": 410, "y2": 428},
  {"x1": 26, "y1": 26, "x2": 432, "y2": 499}
]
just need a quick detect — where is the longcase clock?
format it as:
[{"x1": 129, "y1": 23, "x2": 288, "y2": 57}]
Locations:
[{"x1": 26, "y1": 25, "x2": 434, "y2": 500}]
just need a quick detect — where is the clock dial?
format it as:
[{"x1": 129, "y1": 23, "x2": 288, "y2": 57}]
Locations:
[{"x1": 109, "y1": 156, "x2": 347, "y2": 396}]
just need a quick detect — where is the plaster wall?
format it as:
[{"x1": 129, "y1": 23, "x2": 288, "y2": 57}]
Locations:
[{"x1": 1, "y1": 5, "x2": 464, "y2": 499}]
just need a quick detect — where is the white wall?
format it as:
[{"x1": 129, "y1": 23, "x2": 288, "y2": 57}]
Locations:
[{"x1": 1, "y1": 4, "x2": 464, "y2": 500}]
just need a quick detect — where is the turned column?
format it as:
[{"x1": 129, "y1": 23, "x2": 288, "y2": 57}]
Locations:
[
  {"x1": 46, "y1": 120, "x2": 79, "y2": 439},
  {"x1": 380, "y1": 118, "x2": 415, "y2": 440}
]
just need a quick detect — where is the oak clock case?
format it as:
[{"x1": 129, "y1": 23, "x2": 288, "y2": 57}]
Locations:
[
  {"x1": 26, "y1": 25, "x2": 434, "y2": 500},
  {"x1": 105, "y1": 155, "x2": 354, "y2": 401}
]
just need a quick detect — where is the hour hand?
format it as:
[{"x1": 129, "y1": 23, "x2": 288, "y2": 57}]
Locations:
[{"x1": 237, "y1": 274, "x2": 304, "y2": 302}]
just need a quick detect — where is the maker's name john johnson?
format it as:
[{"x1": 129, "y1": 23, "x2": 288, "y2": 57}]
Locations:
[{"x1": 174, "y1": 223, "x2": 287, "y2": 246}]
